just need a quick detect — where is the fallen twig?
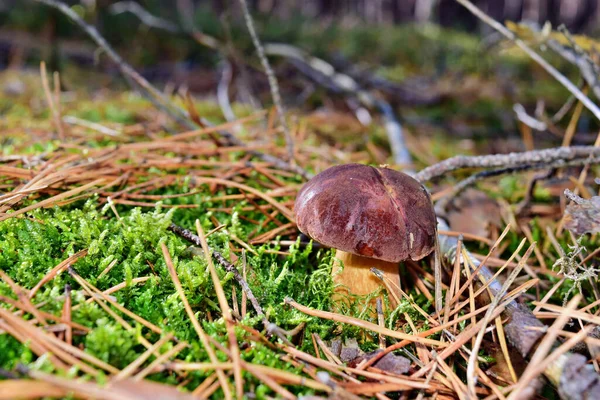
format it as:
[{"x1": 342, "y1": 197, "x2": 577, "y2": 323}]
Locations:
[
  {"x1": 238, "y1": 0, "x2": 294, "y2": 161},
  {"x1": 264, "y1": 43, "x2": 413, "y2": 170},
  {"x1": 435, "y1": 156, "x2": 600, "y2": 214},
  {"x1": 110, "y1": 1, "x2": 180, "y2": 33},
  {"x1": 168, "y1": 223, "x2": 267, "y2": 325},
  {"x1": 545, "y1": 26, "x2": 600, "y2": 100},
  {"x1": 416, "y1": 145, "x2": 600, "y2": 183}
]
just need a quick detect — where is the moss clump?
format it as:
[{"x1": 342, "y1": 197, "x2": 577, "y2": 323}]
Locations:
[{"x1": 0, "y1": 194, "x2": 344, "y2": 394}]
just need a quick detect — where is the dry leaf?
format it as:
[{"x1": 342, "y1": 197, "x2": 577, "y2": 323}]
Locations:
[
  {"x1": 329, "y1": 339, "x2": 410, "y2": 375},
  {"x1": 447, "y1": 189, "x2": 502, "y2": 238},
  {"x1": 330, "y1": 338, "x2": 362, "y2": 363},
  {"x1": 564, "y1": 192, "x2": 600, "y2": 235},
  {"x1": 348, "y1": 349, "x2": 411, "y2": 375}
]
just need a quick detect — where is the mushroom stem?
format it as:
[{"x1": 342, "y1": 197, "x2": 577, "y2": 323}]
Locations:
[{"x1": 333, "y1": 250, "x2": 401, "y2": 308}]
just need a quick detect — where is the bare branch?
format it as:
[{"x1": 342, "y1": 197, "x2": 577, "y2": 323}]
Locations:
[
  {"x1": 416, "y1": 145, "x2": 600, "y2": 182},
  {"x1": 237, "y1": 0, "x2": 294, "y2": 161},
  {"x1": 548, "y1": 25, "x2": 600, "y2": 100},
  {"x1": 264, "y1": 43, "x2": 414, "y2": 170},
  {"x1": 217, "y1": 60, "x2": 237, "y2": 123},
  {"x1": 168, "y1": 223, "x2": 294, "y2": 346},
  {"x1": 32, "y1": 0, "x2": 192, "y2": 128},
  {"x1": 513, "y1": 103, "x2": 547, "y2": 131},
  {"x1": 167, "y1": 223, "x2": 267, "y2": 325},
  {"x1": 110, "y1": 2, "x2": 180, "y2": 33},
  {"x1": 435, "y1": 156, "x2": 600, "y2": 214}
]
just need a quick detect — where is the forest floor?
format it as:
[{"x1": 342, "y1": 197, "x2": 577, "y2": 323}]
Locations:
[{"x1": 1, "y1": 14, "x2": 600, "y2": 400}]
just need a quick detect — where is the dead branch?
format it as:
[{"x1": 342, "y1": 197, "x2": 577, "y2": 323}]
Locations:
[
  {"x1": 110, "y1": 1, "x2": 180, "y2": 33},
  {"x1": 167, "y1": 224, "x2": 267, "y2": 324},
  {"x1": 545, "y1": 26, "x2": 600, "y2": 101},
  {"x1": 168, "y1": 223, "x2": 295, "y2": 346},
  {"x1": 31, "y1": 0, "x2": 192, "y2": 128},
  {"x1": 217, "y1": 60, "x2": 237, "y2": 123},
  {"x1": 238, "y1": 0, "x2": 294, "y2": 161},
  {"x1": 435, "y1": 156, "x2": 600, "y2": 214},
  {"x1": 513, "y1": 103, "x2": 547, "y2": 131},
  {"x1": 416, "y1": 145, "x2": 600, "y2": 183},
  {"x1": 361, "y1": 75, "x2": 442, "y2": 106},
  {"x1": 264, "y1": 43, "x2": 414, "y2": 170}
]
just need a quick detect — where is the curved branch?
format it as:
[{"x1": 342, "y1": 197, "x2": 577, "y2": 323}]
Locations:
[{"x1": 416, "y1": 146, "x2": 600, "y2": 182}]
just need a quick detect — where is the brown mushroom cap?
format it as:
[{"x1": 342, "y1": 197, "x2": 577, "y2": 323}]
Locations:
[{"x1": 295, "y1": 164, "x2": 436, "y2": 262}]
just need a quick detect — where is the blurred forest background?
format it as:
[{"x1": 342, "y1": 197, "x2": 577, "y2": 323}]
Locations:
[
  {"x1": 1, "y1": 0, "x2": 599, "y2": 88},
  {"x1": 2, "y1": 1, "x2": 600, "y2": 152}
]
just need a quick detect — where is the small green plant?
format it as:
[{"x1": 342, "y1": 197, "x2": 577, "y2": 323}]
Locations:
[{"x1": 552, "y1": 237, "x2": 600, "y2": 305}]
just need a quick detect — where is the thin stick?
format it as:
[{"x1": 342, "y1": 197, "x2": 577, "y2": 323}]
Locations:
[
  {"x1": 507, "y1": 296, "x2": 582, "y2": 399},
  {"x1": 31, "y1": 0, "x2": 310, "y2": 179},
  {"x1": 62, "y1": 284, "x2": 72, "y2": 346},
  {"x1": 265, "y1": 43, "x2": 413, "y2": 169},
  {"x1": 237, "y1": 0, "x2": 294, "y2": 161},
  {"x1": 33, "y1": 0, "x2": 190, "y2": 126},
  {"x1": 195, "y1": 220, "x2": 244, "y2": 399},
  {"x1": 435, "y1": 156, "x2": 600, "y2": 212},
  {"x1": 416, "y1": 145, "x2": 600, "y2": 183},
  {"x1": 376, "y1": 298, "x2": 385, "y2": 349},
  {"x1": 110, "y1": 1, "x2": 180, "y2": 32},
  {"x1": 241, "y1": 250, "x2": 247, "y2": 318},
  {"x1": 39, "y1": 62, "x2": 64, "y2": 139},
  {"x1": 168, "y1": 223, "x2": 268, "y2": 326},
  {"x1": 160, "y1": 243, "x2": 232, "y2": 399},
  {"x1": 434, "y1": 229, "x2": 443, "y2": 314}
]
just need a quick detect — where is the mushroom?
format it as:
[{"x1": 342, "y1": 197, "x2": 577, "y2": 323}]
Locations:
[{"x1": 294, "y1": 164, "x2": 437, "y2": 306}]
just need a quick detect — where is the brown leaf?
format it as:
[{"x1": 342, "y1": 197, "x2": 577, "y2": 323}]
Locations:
[
  {"x1": 330, "y1": 338, "x2": 362, "y2": 363},
  {"x1": 348, "y1": 349, "x2": 410, "y2": 376},
  {"x1": 564, "y1": 195, "x2": 600, "y2": 235},
  {"x1": 339, "y1": 339, "x2": 361, "y2": 363},
  {"x1": 446, "y1": 189, "x2": 502, "y2": 238}
]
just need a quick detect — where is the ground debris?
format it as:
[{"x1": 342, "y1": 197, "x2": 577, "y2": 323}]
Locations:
[{"x1": 564, "y1": 189, "x2": 600, "y2": 235}]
